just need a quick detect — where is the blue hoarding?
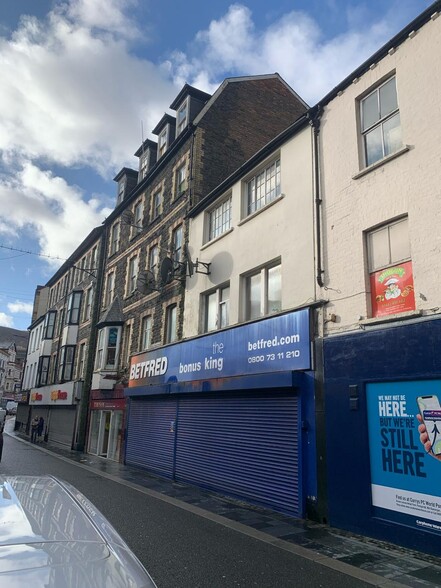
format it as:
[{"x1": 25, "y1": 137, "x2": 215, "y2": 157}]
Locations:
[
  {"x1": 367, "y1": 380, "x2": 441, "y2": 535},
  {"x1": 129, "y1": 309, "x2": 310, "y2": 387}
]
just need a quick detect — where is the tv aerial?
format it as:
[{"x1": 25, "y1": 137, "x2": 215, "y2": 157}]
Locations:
[
  {"x1": 136, "y1": 270, "x2": 159, "y2": 295},
  {"x1": 121, "y1": 210, "x2": 142, "y2": 231},
  {"x1": 160, "y1": 257, "x2": 174, "y2": 285},
  {"x1": 183, "y1": 244, "x2": 211, "y2": 277}
]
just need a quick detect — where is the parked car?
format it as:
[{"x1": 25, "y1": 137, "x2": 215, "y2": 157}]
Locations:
[
  {"x1": 0, "y1": 475, "x2": 157, "y2": 587},
  {"x1": 5, "y1": 401, "x2": 17, "y2": 415}
]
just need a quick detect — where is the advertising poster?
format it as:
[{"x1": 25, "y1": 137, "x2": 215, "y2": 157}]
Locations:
[
  {"x1": 370, "y1": 261, "x2": 415, "y2": 317},
  {"x1": 367, "y1": 381, "x2": 441, "y2": 534}
]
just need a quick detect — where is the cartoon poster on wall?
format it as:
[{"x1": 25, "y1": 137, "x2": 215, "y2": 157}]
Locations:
[
  {"x1": 366, "y1": 381, "x2": 441, "y2": 534},
  {"x1": 370, "y1": 261, "x2": 415, "y2": 317}
]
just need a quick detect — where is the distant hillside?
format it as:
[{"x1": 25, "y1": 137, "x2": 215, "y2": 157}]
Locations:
[{"x1": 0, "y1": 326, "x2": 29, "y2": 352}]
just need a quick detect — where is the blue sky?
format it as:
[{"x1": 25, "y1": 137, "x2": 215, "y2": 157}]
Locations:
[{"x1": 0, "y1": 0, "x2": 434, "y2": 330}]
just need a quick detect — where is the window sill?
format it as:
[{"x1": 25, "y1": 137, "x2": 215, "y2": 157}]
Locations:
[
  {"x1": 201, "y1": 227, "x2": 234, "y2": 250},
  {"x1": 359, "y1": 309, "x2": 422, "y2": 327},
  {"x1": 238, "y1": 194, "x2": 285, "y2": 226},
  {"x1": 353, "y1": 146, "x2": 410, "y2": 180}
]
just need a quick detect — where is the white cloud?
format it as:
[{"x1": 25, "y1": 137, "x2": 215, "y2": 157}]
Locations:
[
  {"x1": 0, "y1": 313, "x2": 14, "y2": 328},
  {"x1": 7, "y1": 301, "x2": 33, "y2": 315},
  {"x1": 166, "y1": 4, "x2": 402, "y2": 105},
  {"x1": 0, "y1": 162, "x2": 112, "y2": 267}
]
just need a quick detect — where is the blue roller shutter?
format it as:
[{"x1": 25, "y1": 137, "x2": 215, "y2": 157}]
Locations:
[
  {"x1": 175, "y1": 393, "x2": 301, "y2": 516},
  {"x1": 125, "y1": 397, "x2": 177, "y2": 477}
]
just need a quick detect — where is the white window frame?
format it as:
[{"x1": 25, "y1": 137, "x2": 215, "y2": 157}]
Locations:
[
  {"x1": 164, "y1": 304, "x2": 177, "y2": 344},
  {"x1": 139, "y1": 151, "x2": 149, "y2": 180},
  {"x1": 126, "y1": 255, "x2": 139, "y2": 296},
  {"x1": 148, "y1": 244, "x2": 159, "y2": 277},
  {"x1": 76, "y1": 341, "x2": 87, "y2": 379},
  {"x1": 109, "y1": 222, "x2": 120, "y2": 256},
  {"x1": 151, "y1": 189, "x2": 162, "y2": 220},
  {"x1": 175, "y1": 163, "x2": 187, "y2": 198},
  {"x1": 105, "y1": 271, "x2": 115, "y2": 307},
  {"x1": 140, "y1": 315, "x2": 153, "y2": 350},
  {"x1": 95, "y1": 326, "x2": 122, "y2": 371},
  {"x1": 207, "y1": 196, "x2": 232, "y2": 242},
  {"x1": 367, "y1": 217, "x2": 410, "y2": 273},
  {"x1": 158, "y1": 127, "x2": 168, "y2": 158},
  {"x1": 176, "y1": 98, "x2": 189, "y2": 136},
  {"x1": 360, "y1": 76, "x2": 402, "y2": 168},
  {"x1": 117, "y1": 179, "x2": 125, "y2": 205},
  {"x1": 83, "y1": 286, "x2": 93, "y2": 322},
  {"x1": 132, "y1": 199, "x2": 143, "y2": 237},
  {"x1": 171, "y1": 225, "x2": 183, "y2": 264},
  {"x1": 245, "y1": 158, "x2": 281, "y2": 217},
  {"x1": 203, "y1": 284, "x2": 230, "y2": 333},
  {"x1": 244, "y1": 262, "x2": 282, "y2": 321}
]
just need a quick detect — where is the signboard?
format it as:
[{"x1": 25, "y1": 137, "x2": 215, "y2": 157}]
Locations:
[
  {"x1": 129, "y1": 309, "x2": 310, "y2": 388},
  {"x1": 367, "y1": 381, "x2": 441, "y2": 535},
  {"x1": 370, "y1": 261, "x2": 415, "y2": 317},
  {"x1": 29, "y1": 381, "x2": 76, "y2": 405},
  {"x1": 91, "y1": 399, "x2": 126, "y2": 410}
]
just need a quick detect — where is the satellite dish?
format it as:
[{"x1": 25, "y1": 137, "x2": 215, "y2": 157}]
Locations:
[
  {"x1": 136, "y1": 270, "x2": 158, "y2": 295},
  {"x1": 183, "y1": 244, "x2": 195, "y2": 277},
  {"x1": 160, "y1": 257, "x2": 174, "y2": 284}
]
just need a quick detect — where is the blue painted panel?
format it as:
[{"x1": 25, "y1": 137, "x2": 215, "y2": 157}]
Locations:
[
  {"x1": 175, "y1": 393, "x2": 302, "y2": 516},
  {"x1": 324, "y1": 317, "x2": 441, "y2": 555}
]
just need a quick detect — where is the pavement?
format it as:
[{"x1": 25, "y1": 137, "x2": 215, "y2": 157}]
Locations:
[{"x1": 6, "y1": 420, "x2": 441, "y2": 588}]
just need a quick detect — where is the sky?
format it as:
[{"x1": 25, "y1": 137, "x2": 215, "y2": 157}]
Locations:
[{"x1": 0, "y1": 0, "x2": 434, "y2": 330}]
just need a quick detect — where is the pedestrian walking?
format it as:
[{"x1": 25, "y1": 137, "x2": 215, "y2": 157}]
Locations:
[
  {"x1": 31, "y1": 416, "x2": 39, "y2": 443},
  {"x1": 37, "y1": 417, "x2": 45, "y2": 442}
]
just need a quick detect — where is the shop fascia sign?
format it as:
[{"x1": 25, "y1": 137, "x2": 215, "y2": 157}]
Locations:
[
  {"x1": 129, "y1": 308, "x2": 311, "y2": 388},
  {"x1": 30, "y1": 381, "x2": 76, "y2": 405}
]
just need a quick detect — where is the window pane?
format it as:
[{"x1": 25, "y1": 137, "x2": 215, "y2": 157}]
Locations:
[
  {"x1": 361, "y1": 91, "x2": 379, "y2": 131},
  {"x1": 219, "y1": 287, "x2": 229, "y2": 328},
  {"x1": 368, "y1": 226, "x2": 390, "y2": 271},
  {"x1": 267, "y1": 265, "x2": 282, "y2": 313},
  {"x1": 166, "y1": 306, "x2": 177, "y2": 342},
  {"x1": 206, "y1": 292, "x2": 217, "y2": 331},
  {"x1": 365, "y1": 125, "x2": 383, "y2": 166},
  {"x1": 247, "y1": 273, "x2": 261, "y2": 320},
  {"x1": 389, "y1": 219, "x2": 410, "y2": 263},
  {"x1": 379, "y1": 77, "x2": 398, "y2": 119},
  {"x1": 383, "y1": 112, "x2": 401, "y2": 157}
]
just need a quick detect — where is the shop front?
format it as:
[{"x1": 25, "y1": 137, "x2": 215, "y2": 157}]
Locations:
[
  {"x1": 125, "y1": 309, "x2": 317, "y2": 517},
  {"x1": 88, "y1": 398, "x2": 125, "y2": 461},
  {"x1": 324, "y1": 316, "x2": 441, "y2": 556},
  {"x1": 29, "y1": 381, "x2": 81, "y2": 447}
]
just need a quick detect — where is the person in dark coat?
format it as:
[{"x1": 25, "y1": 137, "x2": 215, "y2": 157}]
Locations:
[
  {"x1": 37, "y1": 417, "x2": 45, "y2": 442},
  {"x1": 31, "y1": 416, "x2": 39, "y2": 443}
]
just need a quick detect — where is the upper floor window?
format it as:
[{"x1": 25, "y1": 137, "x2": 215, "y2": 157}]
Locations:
[
  {"x1": 58, "y1": 346, "x2": 75, "y2": 382},
  {"x1": 208, "y1": 197, "x2": 232, "y2": 241},
  {"x1": 158, "y1": 127, "x2": 168, "y2": 158},
  {"x1": 76, "y1": 342, "x2": 87, "y2": 379},
  {"x1": 83, "y1": 286, "x2": 93, "y2": 322},
  {"x1": 176, "y1": 99, "x2": 189, "y2": 135},
  {"x1": 132, "y1": 200, "x2": 143, "y2": 236},
  {"x1": 244, "y1": 263, "x2": 281, "y2": 321},
  {"x1": 139, "y1": 151, "x2": 149, "y2": 180},
  {"x1": 360, "y1": 76, "x2": 402, "y2": 167},
  {"x1": 141, "y1": 315, "x2": 153, "y2": 350},
  {"x1": 110, "y1": 222, "x2": 120, "y2": 256},
  {"x1": 43, "y1": 311, "x2": 57, "y2": 339},
  {"x1": 367, "y1": 217, "x2": 415, "y2": 318},
  {"x1": 37, "y1": 356, "x2": 50, "y2": 387},
  {"x1": 105, "y1": 272, "x2": 115, "y2": 307},
  {"x1": 246, "y1": 159, "x2": 281, "y2": 216},
  {"x1": 204, "y1": 285, "x2": 230, "y2": 333},
  {"x1": 151, "y1": 189, "x2": 162, "y2": 220},
  {"x1": 117, "y1": 179, "x2": 125, "y2": 205},
  {"x1": 56, "y1": 308, "x2": 65, "y2": 337},
  {"x1": 172, "y1": 225, "x2": 183, "y2": 264},
  {"x1": 148, "y1": 244, "x2": 159, "y2": 278},
  {"x1": 175, "y1": 163, "x2": 187, "y2": 198},
  {"x1": 165, "y1": 304, "x2": 177, "y2": 343},
  {"x1": 95, "y1": 326, "x2": 121, "y2": 371},
  {"x1": 66, "y1": 291, "x2": 82, "y2": 325},
  {"x1": 126, "y1": 255, "x2": 139, "y2": 296},
  {"x1": 90, "y1": 246, "x2": 97, "y2": 270}
]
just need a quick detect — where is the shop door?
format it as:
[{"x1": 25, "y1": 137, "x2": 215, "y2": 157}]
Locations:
[
  {"x1": 98, "y1": 411, "x2": 112, "y2": 457},
  {"x1": 49, "y1": 407, "x2": 76, "y2": 448},
  {"x1": 125, "y1": 398, "x2": 177, "y2": 477},
  {"x1": 175, "y1": 393, "x2": 301, "y2": 516}
]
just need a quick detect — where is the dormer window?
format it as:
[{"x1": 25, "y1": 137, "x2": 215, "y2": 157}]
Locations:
[
  {"x1": 158, "y1": 127, "x2": 168, "y2": 158},
  {"x1": 176, "y1": 99, "x2": 189, "y2": 136},
  {"x1": 117, "y1": 179, "x2": 125, "y2": 205},
  {"x1": 139, "y1": 151, "x2": 149, "y2": 180}
]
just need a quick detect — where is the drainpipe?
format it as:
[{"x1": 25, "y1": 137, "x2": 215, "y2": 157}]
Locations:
[{"x1": 310, "y1": 106, "x2": 324, "y2": 288}]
